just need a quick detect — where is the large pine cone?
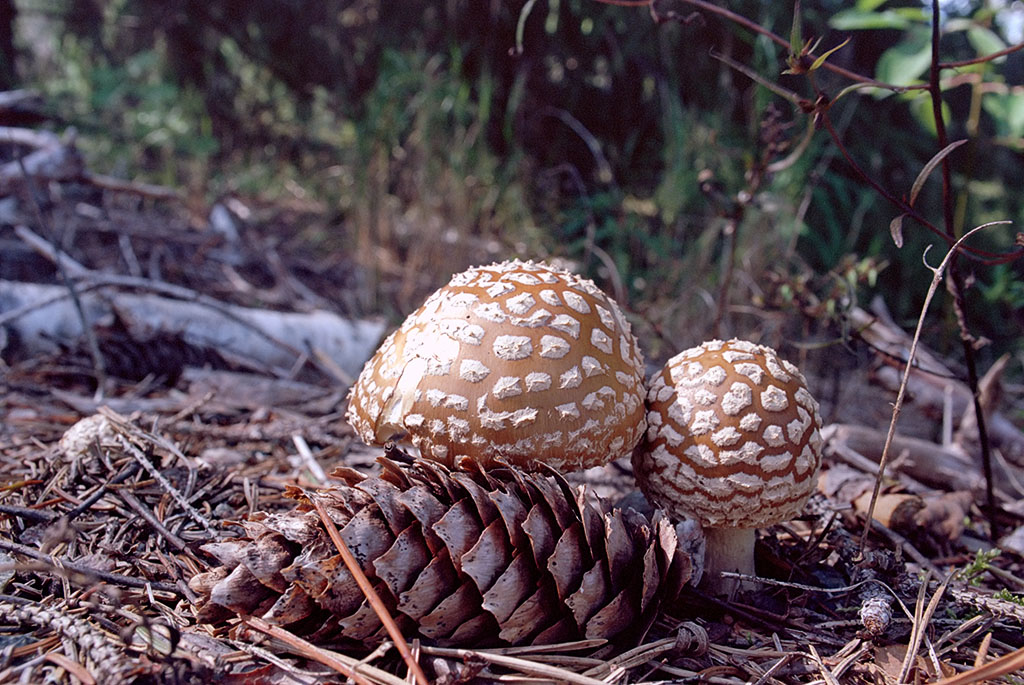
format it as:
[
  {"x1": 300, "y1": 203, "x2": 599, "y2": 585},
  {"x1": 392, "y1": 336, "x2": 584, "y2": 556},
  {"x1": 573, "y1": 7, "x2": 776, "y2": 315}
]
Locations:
[{"x1": 190, "y1": 450, "x2": 699, "y2": 647}]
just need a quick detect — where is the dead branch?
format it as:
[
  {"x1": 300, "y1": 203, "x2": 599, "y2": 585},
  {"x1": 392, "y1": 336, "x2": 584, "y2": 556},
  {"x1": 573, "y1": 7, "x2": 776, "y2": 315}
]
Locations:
[{"x1": 822, "y1": 423, "x2": 992, "y2": 495}]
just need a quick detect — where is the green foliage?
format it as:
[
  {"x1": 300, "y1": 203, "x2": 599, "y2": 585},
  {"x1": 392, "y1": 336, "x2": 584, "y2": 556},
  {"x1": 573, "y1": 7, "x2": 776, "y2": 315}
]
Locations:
[
  {"x1": 993, "y1": 588, "x2": 1024, "y2": 605},
  {"x1": 39, "y1": 33, "x2": 216, "y2": 184},
  {"x1": 955, "y1": 548, "x2": 1002, "y2": 586},
  {"x1": 13, "y1": 0, "x2": 1024, "y2": 360}
]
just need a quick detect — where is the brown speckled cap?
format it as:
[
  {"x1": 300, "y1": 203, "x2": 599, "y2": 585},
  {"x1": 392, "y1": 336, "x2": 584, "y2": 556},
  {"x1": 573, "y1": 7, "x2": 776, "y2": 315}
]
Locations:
[
  {"x1": 346, "y1": 260, "x2": 647, "y2": 472},
  {"x1": 633, "y1": 339, "x2": 823, "y2": 528}
]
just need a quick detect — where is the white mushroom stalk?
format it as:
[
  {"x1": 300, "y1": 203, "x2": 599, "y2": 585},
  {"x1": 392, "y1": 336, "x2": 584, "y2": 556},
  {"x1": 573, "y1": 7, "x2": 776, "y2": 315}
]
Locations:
[
  {"x1": 632, "y1": 339, "x2": 823, "y2": 595},
  {"x1": 346, "y1": 259, "x2": 648, "y2": 472}
]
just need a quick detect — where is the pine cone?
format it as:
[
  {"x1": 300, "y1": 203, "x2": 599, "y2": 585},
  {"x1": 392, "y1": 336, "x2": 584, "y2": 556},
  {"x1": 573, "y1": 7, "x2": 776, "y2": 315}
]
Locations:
[{"x1": 190, "y1": 450, "x2": 697, "y2": 647}]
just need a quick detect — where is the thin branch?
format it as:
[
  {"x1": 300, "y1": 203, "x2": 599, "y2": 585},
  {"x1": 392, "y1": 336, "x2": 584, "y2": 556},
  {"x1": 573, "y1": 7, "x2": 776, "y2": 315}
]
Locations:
[
  {"x1": 99, "y1": 409, "x2": 215, "y2": 536},
  {"x1": 419, "y1": 645, "x2": 612, "y2": 685},
  {"x1": 240, "y1": 616, "x2": 379, "y2": 685},
  {"x1": 118, "y1": 489, "x2": 188, "y2": 552},
  {"x1": 820, "y1": 113, "x2": 1016, "y2": 264},
  {"x1": 652, "y1": 0, "x2": 927, "y2": 91},
  {"x1": 941, "y1": 41, "x2": 1024, "y2": 69},
  {"x1": 0, "y1": 538, "x2": 180, "y2": 595},
  {"x1": 820, "y1": 114, "x2": 945, "y2": 245},
  {"x1": 856, "y1": 221, "x2": 1009, "y2": 555},
  {"x1": 928, "y1": 0, "x2": 999, "y2": 537}
]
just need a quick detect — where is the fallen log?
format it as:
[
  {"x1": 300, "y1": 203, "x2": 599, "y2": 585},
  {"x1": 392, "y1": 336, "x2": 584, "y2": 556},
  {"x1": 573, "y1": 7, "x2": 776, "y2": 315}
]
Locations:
[
  {"x1": 823, "y1": 423, "x2": 981, "y2": 493},
  {"x1": 0, "y1": 279, "x2": 386, "y2": 383}
]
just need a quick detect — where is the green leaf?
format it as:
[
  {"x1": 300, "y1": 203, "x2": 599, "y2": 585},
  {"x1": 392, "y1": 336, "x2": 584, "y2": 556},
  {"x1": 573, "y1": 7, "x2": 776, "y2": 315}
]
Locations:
[
  {"x1": 1005, "y1": 93, "x2": 1024, "y2": 137},
  {"x1": 877, "y1": 33, "x2": 932, "y2": 86},
  {"x1": 830, "y1": 9, "x2": 912, "y2": 31},
  {"x1": 810, "y1": 38, "x2": 851, "y2": 71},
  {"x1": 982, "y1": 92, "x2": 1024, "y2": 137},
  {"x1": 855, "y1": 0, "x2": 889, "y2": 11},
  {"x1": 966, "y1": 25, "x2": 1007, "y2": 60},
  {"x1": 909, "y1": 96, "x2": 952, "y2": 137},
  {"x1": 790, "y1": 0, "x2": 803, "y2": 59}
]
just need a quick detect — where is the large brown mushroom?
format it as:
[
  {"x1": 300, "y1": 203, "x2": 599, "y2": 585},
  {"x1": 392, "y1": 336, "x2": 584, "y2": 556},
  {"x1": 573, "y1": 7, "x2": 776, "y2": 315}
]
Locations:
[
  {"x1": 346, "y1": 259, "x2": 647, "y2": 472},
  {"x1": 632, "y1": 339, "x2": 823, "y2": 594}
]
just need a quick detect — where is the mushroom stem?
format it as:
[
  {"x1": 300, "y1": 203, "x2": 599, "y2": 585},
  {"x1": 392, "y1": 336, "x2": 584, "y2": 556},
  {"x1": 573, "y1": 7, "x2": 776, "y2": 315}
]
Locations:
[{"x1": 701, "y1": 527, "x2": 756, "y2": 596}]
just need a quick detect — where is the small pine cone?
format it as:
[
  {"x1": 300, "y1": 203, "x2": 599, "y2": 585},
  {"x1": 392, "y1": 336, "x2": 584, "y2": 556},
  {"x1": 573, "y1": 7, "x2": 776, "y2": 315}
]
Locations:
[
  {"x1": 858, "y1": 585, "x2": 893, "y2": 636},
  {"x1": 190, "y1": 452, "x2": 696, "y2": 647}
]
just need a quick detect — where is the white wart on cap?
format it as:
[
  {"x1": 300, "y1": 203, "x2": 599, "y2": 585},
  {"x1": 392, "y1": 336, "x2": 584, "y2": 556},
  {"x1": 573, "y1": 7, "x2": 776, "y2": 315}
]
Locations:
[
  {"x1": 346, "y1": 260, "x2": 647, "y2": 472},
  {"x1": 632, "y1": 339, "x2": 822, "y2": 592}
]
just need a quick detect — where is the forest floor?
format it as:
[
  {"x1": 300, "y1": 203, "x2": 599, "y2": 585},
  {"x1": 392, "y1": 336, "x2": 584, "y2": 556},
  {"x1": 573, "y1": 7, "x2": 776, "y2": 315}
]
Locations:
[{"x1": 2, "y1": 130, "x2": 1024, "y2": 684}]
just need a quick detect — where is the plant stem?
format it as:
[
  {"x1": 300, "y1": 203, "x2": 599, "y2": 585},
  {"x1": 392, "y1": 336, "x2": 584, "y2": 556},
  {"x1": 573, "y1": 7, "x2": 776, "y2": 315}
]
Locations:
[
  {"x1": 702, "y1": 527, "x2": 756, "y2": 596},
  {"x1": 927, "y1": 0, "x2": 998, "y2": 538}
]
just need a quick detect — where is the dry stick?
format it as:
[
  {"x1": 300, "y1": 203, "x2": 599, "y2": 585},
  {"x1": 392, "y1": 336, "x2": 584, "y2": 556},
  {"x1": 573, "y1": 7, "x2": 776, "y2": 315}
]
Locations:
[
  {"x1": 898, "y1": 573, "x2": 950, "y2": 685},
  {"x1": 0, "y1": 539, "x2": 179, "y2": 594},
  {"x1": 240, "y1": 616, "x2": 381, "y2": 685},
  {"x1": 941, "y1": 41, "x2": 1024, "y2": 69},
  {"x1": 933, "y1": 644, "x2": 1024, "y2": 685},
  {"x1": 308, "y1": 496, "x2": 430, "y2": 685},
  {"x1": 65, "y1": 462, "x2": 140, "y2": 521},
  {"x1": 856, "y1": 221, "x2": 1009, "y2": 556},
  {"x1": 14, "y1": 180, "x2": 108, "y2": 393},
  {"x1": 0, "y1": 279, "x2": 108, "y2": 328},
  {"x1": 98, "y1": 407, "x2": 214, "y2": 535},
  {"x1": 419, "y1": 645, "x2": 611, "y2": 685},
  {"x1": 116, "y1": 433, "x2": 213, "y2": 535},
  {"x1": 8, "y1": 133, "x2": 105, "y2": 395},
  {"x1": 81, "y1": 172, "x2": 182, "y2": 201},
  {"x1": 117, "y1": 489, "x2": 188, "y2": 551},
  {"x1": 0, "y1": 503, "x2": 58, "y2": 523},
  {"x1": 927, "y1": 0, "x2": 999, "y2": 538}
]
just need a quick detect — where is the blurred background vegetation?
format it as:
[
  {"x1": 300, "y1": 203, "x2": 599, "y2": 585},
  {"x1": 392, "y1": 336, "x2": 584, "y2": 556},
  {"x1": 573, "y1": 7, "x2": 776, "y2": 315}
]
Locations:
[{"x1": 5, "y1": 0, "x2": 1024, "y2": 370}]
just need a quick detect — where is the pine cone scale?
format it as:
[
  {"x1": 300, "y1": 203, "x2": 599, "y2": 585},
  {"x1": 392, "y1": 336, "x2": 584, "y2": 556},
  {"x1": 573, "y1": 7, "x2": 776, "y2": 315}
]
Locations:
[
  {"x1": 340, "y1": 506, "x2": 392, "y2": 571},
  {"x1": 433, "y1": 499, "x2": 483, "y2": 565},
  {"x1": 263, "y1": 585, "x2": 316, "y2": 625},
  {"x1": 396, "y1": 551, "x2": 458, "y2": 620},
  {"x1": 548, "y1": 521, "x2": 586, "y2": 600},
  {"x1": 461, "y1": 520, "x2": 511, "y2": 593},
  {"x1": 521, "y1": 504, "x2": 556, "y2": 566},
  {"x1": 498, "y1": 584, "x2": 556, "y2": 644},
  {"x1": 394, "y1": 486, "x2": 447, "y2": 552},
  {"x1": 480, "y1": 553, "x2": 533, "y2": 623},
  {"x1": 565, "y1": 563, "x2": 609, "y2": 626},
  {"x1": 353, "y1": 477, "x2": 413, "y2": 533},
  {"x1": 243, "y1": 534, "x2": 293, "y2": 593},
  {"x1": 585, "y1": 590, "x2": 635, "y2": 639},
  {"x1": 372, "y1": 525, "x2": 431, "y2": 596},
  {"x1": 418, "y1": 581, "x2": 484, "y2": 639}
]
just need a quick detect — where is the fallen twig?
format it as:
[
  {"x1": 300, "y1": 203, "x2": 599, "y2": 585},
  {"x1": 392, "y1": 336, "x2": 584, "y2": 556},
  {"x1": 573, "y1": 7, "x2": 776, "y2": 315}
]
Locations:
[
  {"x1": 309, "y1": 495, "x2": 430, "y2": 685},
  {"x1": 0, "y1": 538, "x2": 180, "y2": 595},
  {"x1": 241, "y1": 615, "x2": 393, "y2": 685}
]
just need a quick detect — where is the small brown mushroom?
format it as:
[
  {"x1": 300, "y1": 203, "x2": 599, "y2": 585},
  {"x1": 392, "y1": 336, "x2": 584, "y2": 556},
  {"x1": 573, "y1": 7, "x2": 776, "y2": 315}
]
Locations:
[
  {"x1": 346, "y1": 259, "x2": 647, "y2": 472},
  {"x1": 632, "y1": 339, "x2": 823, "y2": 594}
]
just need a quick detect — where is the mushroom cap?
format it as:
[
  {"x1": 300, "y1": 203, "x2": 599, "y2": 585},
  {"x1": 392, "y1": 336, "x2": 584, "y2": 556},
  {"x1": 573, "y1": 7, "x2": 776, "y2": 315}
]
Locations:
[
  {"x1": 346, "y1": 259, "x2": 647, "y2": 471},
  {"x1": 632, "y1": 339, "x2": 822, "y2": 529}
]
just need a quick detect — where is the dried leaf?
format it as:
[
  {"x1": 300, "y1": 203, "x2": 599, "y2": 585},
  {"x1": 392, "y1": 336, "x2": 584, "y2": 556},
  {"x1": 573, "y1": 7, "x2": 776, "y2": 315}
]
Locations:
[
  {"x1": 890, "y1": 213, "x2": 907, "y2": 248},
  {"x1": 909, "y1": 139, "x2": 967, "y2": 207}
]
